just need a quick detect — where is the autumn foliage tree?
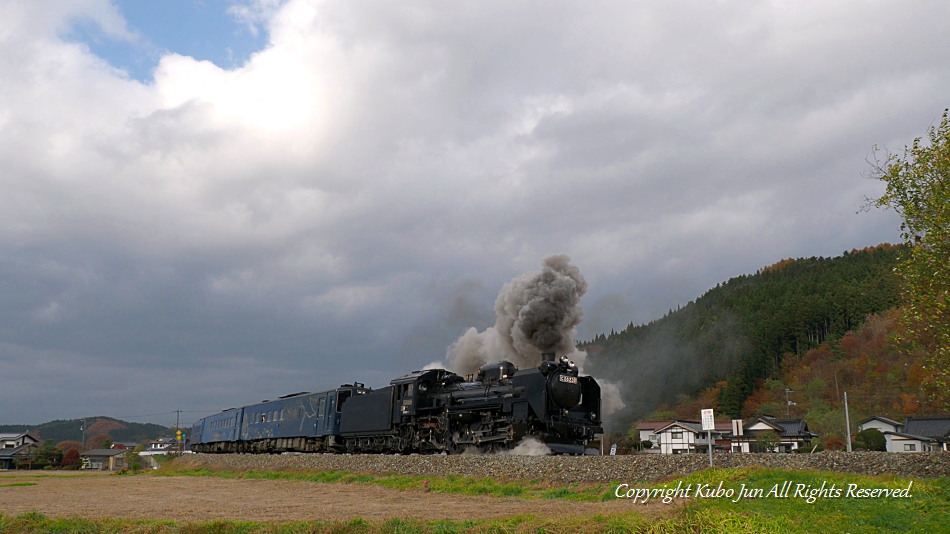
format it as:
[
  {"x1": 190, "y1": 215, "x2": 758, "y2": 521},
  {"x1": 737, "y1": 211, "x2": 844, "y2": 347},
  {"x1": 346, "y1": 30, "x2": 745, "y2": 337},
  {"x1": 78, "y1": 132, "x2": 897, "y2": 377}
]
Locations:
[
  {"x1": 61, "y1": 448, "x2": 81, "y2": 468},
  {"x1": 871, "y1": 109, "x2": 950, "y2": 410},
  {"x1": 55, "y1": 440, "x2": 83, "y2": 453}
]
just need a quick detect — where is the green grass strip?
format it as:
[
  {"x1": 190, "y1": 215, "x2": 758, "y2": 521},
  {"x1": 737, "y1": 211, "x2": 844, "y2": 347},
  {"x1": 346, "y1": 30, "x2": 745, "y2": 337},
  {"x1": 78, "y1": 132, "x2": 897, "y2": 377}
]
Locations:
[
  {"x1": 0, "y1": 510, "x2": 781, "y2": 534},
  {"x1": 150, "y1": 465, "x2": 612, "y2": 502}
]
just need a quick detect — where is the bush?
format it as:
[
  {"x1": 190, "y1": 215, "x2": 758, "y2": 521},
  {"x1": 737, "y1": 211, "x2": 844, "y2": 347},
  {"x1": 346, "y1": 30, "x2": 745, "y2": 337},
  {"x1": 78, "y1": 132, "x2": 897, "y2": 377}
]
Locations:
[
  {"x1": 854, "y1": 428, "x2": 887, "y2": 451},
  {"x1": 61, "y1": 448, "x2": 80, "y2": 468},
  {"x1": 824, "y1": 435, "x2": 846, "y2": 450}
]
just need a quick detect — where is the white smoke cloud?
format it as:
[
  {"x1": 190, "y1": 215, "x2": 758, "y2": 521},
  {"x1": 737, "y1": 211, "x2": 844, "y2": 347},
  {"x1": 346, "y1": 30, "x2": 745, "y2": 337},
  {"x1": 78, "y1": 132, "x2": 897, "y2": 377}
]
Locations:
[{"x1": 502, "y1": 436, "x2": 552, "y2": 456}]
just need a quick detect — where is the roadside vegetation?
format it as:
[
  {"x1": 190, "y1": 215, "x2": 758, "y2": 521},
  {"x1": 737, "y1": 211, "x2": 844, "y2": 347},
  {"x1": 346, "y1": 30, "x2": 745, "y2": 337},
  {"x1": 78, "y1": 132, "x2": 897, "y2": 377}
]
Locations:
[{"x1": 1, "y1": 465, "x2": 945, "y2": 533}]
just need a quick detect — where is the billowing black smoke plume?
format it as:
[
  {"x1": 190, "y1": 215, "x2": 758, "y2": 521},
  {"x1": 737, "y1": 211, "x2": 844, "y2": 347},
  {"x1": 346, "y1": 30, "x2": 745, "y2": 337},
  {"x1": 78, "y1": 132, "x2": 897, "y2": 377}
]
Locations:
[
  {"x1": 442, "y1": 255, "x2": 624, "y2": 416},
  {"x1": 446, "y1": 255, "x2": 586, "y2": 372}
]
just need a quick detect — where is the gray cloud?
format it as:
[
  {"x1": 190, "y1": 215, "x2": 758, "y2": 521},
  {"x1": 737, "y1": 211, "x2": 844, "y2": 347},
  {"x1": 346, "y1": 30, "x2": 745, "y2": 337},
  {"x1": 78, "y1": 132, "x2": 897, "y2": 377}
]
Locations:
[{"x1": 0, "y1": 0, "x2": 940, "y2": 425}]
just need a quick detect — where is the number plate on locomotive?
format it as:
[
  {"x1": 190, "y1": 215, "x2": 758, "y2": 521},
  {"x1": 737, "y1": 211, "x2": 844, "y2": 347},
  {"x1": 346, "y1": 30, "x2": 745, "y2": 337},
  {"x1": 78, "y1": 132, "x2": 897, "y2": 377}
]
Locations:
[{"x1": 558, "y1": 375, "x2": 578, "y2": 384}]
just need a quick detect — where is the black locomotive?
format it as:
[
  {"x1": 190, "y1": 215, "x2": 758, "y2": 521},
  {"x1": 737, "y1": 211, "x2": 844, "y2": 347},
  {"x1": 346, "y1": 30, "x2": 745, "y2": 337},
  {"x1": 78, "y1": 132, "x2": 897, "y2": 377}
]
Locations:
[{"x1": 190, "y1": 353, "x2": 603, "y2": 455}]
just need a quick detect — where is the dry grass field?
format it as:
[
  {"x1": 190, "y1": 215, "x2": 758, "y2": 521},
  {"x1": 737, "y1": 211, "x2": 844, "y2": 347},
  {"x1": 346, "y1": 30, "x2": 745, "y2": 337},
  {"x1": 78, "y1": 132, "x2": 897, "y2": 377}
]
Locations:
[{"x1": 0, "y1": 471, "x2": 666, "y2": 523}]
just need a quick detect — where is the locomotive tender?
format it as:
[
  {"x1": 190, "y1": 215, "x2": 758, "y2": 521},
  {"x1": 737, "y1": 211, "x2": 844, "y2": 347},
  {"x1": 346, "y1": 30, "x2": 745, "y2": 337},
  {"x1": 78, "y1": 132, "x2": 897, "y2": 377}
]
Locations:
[{"x1": 190, "y1": 353, "x2": 603, "y2": 455}]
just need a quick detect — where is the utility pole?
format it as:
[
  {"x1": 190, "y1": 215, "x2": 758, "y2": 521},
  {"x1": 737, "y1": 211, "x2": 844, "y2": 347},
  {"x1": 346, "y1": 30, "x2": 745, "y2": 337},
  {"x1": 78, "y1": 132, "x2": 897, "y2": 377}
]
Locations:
[
  {"x1": 785, "y1": 388, "x2": 795, "y2": 417},
  {"x1": 81, "y1": 418, "x2": 86, "y2": 451},
  {"x1": 175, "y1": 410, "x2": 182, "y2": 456},
  {"x1": 844, "y1": 392, "x2": 852, "y2": 452}
]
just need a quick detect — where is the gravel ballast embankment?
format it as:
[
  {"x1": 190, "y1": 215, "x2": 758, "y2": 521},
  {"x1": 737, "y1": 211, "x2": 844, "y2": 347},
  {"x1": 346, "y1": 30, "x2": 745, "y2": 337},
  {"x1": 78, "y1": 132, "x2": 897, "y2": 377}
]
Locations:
[{"x1": 177, "y1": 451, "x2": 950, "y2": 483}]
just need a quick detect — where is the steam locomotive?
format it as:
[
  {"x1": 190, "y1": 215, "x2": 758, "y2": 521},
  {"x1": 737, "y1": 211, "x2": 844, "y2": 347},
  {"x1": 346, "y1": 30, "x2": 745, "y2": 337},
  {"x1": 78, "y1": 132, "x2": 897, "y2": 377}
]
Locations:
[{"x1": 190, "y1": 353, "x2": 603, "y2": 455}]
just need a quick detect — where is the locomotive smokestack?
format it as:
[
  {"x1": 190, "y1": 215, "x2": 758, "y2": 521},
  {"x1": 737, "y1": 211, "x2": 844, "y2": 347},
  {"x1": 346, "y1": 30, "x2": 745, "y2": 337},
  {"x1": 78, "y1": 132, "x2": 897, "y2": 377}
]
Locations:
[{"x1": 541, "y1": 352, "x2": 556, "y2": 362}]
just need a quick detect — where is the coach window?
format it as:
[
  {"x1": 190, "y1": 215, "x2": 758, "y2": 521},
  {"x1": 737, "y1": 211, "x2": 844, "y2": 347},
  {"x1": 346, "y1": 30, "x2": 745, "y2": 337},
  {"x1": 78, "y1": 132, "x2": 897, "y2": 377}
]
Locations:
[
  {"x1": 317, "y1": 397, "x2": 325, "y2": 418},
  {"x1": 336, "y1": 390, "x2": 352, "y2": 412}
]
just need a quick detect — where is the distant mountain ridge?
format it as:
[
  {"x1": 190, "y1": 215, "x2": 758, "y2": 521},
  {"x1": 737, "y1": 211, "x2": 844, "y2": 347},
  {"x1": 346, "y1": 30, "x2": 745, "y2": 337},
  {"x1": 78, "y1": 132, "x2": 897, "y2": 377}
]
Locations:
[
  {"x1": 585, "y1": 245, "x2": 902, "y2": 429},
  {"x1": 0, "y1": 417, "x2": 171, "y2": 446}
]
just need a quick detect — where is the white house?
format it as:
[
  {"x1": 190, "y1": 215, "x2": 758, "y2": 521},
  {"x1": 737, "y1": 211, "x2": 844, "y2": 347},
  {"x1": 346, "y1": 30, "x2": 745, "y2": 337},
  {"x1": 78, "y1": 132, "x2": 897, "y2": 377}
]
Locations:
[
  {"x1": 883, "y1": 432, "x2": 933, "y2": 453},
  {"x1": 0, "y1": 432, "x2": 39, "y2": 470},
  {"x1": 856, "y1": 416, "x2": 902, "y2": 434},
  {"x1": 653, "y1": 421, "x2": 729, "y2": 454},
  {"x1": 0, "y1": 432, "x2": 38, "y2": 450},
  {"x1": 728, "y1": 416, "x2": 817, "y2": 453},
  {"x1": 857, "y1": 415, "x2": 950, "y2": 452},
  {"x1": 633, "y1": 420, "x2": 667, "y2": 451}
]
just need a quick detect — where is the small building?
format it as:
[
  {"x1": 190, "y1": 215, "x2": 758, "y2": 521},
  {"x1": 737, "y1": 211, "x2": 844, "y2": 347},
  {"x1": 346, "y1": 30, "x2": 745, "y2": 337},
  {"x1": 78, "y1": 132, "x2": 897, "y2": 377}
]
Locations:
[
  {"x1": 144, "y1": 437, "x2": 180, "y2": 453},
  {"x1": 857, "y1": 414, "x2": 950, "y2": 452},
  {"x1": 728, "y1": 416, "x2": 817, "y2": 453},
  {"x1": 856, "y1": 416, "x2": 903, "y2": 434},
  {"x1": 0, "y1": 432, "x2": 40, "y2": 470},
  {"x1": 633, "y1": 420, "x2": 668, "y2": 451},
  {"x1": 653, "y1": 420, "x2": 729, "y2": 455},
  {"x1": 883, "y1": 431, "x2": 933, "y2": 453},
  {"x1": 81, "y1": 448, "x2": 126, "y2": 471},
  {"x1": 903, "y1": 416, "x2": 950, "y2": 452}
]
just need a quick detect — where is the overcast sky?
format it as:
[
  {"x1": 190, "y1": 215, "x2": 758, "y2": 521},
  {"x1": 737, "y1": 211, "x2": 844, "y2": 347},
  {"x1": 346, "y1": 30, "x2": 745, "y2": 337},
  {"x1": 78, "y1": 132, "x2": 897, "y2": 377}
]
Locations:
[{"x1": 2, "y1": 0, "x2": 946, "y2": 427}]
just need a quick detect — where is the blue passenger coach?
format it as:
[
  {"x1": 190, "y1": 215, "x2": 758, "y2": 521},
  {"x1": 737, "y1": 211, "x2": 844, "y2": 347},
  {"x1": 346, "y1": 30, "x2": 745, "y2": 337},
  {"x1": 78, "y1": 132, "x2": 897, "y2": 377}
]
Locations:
[{"x1": 191, "y1": 383, "x2": 367, "y2": 453}]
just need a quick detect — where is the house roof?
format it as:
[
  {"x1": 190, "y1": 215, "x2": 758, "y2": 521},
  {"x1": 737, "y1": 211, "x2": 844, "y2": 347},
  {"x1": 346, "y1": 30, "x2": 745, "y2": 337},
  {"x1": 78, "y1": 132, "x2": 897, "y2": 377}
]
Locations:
[
  {"x1": 883, "y1": 430, "x2": 933, "y2": 442},
  {"x1": 743, "y1": 415, "x2": 817, "y2": 439},
  {"x1": 714, "y1": 421, "x2": 733, "y2": 431},
  {"x1": 857, "y1": 415, "x2": 903, "y2": 428},
  {"x1": 744, "y1": 416, "x2": 784, "y2": 433},
  {"x1": 0, "y1": 444, "x2": 34, "y2": 459},
  {"x1": 635, "y1": 420, "x2": 672, "y2": 431},
  {"x1": 654, "y1": 420, "x2": 695, "y2": 433},
  {"x1": 771, "y1": 418, "x2": 818, "y2": 438},
  {"x1": 903, "y1": 415, "x2": 950, "y2": 441},
  {"x1": 0, "y1": 432, "x2": 38, "y2": 441},
  {"x1": 81, "y1": 448, "x2": 126, "y2": 457}
]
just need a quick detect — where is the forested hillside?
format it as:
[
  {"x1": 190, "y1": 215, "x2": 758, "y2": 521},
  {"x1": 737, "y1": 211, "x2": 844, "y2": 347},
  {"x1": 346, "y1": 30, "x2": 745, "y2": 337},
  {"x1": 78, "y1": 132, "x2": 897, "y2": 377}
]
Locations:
[
  {"x1": 0, "y1": 417, "x2": 170, "y2": 448},
  {"x1": 642, "y1": 309, "x2": 934, "y2": 446},
  {"x1": 584, "y1": 245, "x2": 902, "y2": 431}
]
